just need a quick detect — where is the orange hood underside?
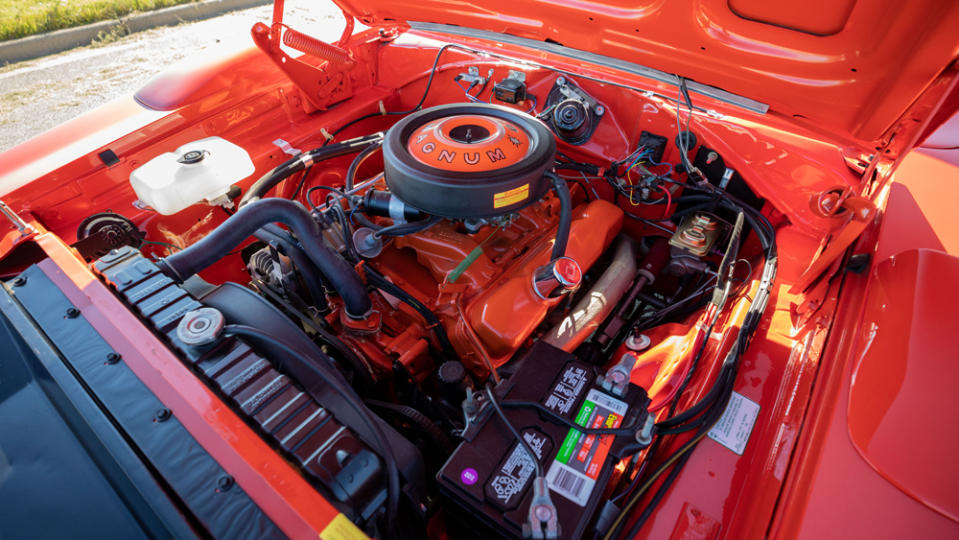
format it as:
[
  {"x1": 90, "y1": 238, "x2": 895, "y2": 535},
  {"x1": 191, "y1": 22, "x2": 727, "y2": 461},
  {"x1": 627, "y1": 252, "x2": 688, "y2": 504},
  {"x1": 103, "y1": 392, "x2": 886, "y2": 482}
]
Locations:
[{"x1": 332, "y1": 0, "x2": 959, "y2": 146}]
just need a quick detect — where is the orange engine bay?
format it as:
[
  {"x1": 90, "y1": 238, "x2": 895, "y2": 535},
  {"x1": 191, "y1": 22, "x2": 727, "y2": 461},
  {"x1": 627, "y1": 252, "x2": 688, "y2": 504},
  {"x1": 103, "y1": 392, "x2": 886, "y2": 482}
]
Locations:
[{"x1": 3, "y1": 2, "x2": 956, "y2": 534}]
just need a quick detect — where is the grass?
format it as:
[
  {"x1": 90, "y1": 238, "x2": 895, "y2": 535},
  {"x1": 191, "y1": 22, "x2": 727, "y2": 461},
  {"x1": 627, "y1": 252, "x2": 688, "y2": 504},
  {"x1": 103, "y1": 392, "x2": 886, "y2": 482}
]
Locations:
[{"x1": 0, "y1": 0, "x2": 200, "y2": 42}]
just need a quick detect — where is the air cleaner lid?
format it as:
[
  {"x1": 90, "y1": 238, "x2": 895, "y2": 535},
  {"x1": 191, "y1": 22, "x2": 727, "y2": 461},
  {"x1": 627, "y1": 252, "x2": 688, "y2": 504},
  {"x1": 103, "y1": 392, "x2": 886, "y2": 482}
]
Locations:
[
  {"x1": 407, "y1": 114, "x2": 532, "y2": 172},
  {"x1": 383, "y1": 104, "x2": 556, "y2": 219}
]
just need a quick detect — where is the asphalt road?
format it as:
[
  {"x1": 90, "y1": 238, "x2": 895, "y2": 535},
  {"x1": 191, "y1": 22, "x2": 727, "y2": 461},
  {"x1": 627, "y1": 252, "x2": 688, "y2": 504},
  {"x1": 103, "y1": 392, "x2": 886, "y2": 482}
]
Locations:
[{"x1": 0, "y1": 1, "x2": 345, "y2": 152}]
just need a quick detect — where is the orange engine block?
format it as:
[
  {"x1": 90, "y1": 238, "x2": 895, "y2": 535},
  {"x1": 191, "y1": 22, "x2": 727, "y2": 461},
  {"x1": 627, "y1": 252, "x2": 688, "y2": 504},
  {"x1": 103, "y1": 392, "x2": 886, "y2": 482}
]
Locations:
[{"x1": 336, "y1": 196, "x2": 623, "y2": 380}]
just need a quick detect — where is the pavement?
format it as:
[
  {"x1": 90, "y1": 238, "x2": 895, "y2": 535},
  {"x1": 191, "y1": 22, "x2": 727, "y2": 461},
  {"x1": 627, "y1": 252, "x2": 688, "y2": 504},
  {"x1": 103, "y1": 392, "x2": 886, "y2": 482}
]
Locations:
[{"x1": 0, "y1": 0, "x2": 346, "y2": 152}]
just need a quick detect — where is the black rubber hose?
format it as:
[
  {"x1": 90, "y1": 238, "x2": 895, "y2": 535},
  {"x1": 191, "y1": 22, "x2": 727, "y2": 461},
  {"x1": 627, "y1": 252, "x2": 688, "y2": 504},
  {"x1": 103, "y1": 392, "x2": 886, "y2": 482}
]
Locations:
[
  {"x1": 345, "y1": 142, "x2": 382, "y2": 191},
  {"x1": 158, "y1": 198, "x2": 372, "y2": 318},
  {"x1": 373, "y1": 215, "x2": 441, "y2": 238},
  {"x1": 363, "y1": 266, "x2": 459, "y2": 361},
  {"x1": 365, "y1": 400, "x2": 456, "y2": 454},
  {"x1": 247, "y1": 272, "x2": 376, "y2": 394},
  {"x1": 222, "y1": 324, "x2": 399, "y2": 538},
  {"x1": 341, "y1": 143, "x2": 386, "y2": 232},
  {"x1": 239, "y1": 133, "x2": 383, "y2": 207},
  {"x1": 254, "y1": 225, "x2": 329, "y2": 311},
  {"x1": 546, "y1": 171, "x2": 572, "y2": 260}
]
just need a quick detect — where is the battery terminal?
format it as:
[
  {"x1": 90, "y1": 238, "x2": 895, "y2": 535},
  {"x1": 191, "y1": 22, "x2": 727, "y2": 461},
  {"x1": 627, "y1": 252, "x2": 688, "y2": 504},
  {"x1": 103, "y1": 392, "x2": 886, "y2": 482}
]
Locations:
[{"x1": 524, "y1": 477, "x2": 561, "y2": 539}]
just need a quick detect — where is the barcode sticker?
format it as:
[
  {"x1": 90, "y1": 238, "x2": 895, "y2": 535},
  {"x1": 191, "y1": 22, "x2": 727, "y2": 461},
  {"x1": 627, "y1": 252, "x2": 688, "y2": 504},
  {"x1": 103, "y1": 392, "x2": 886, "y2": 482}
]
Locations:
[
  {"x1": 546, "y1": 389, "x2": 627, "y2": 506},
  {"x1": 546, "y1": 462, "x2": 592, "y2": 506}
]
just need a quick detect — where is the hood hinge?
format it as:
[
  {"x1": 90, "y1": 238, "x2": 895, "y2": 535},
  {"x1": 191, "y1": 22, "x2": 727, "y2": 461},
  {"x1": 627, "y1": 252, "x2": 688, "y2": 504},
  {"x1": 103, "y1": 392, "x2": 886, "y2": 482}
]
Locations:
[{"x1": 789, "y1": 189, "x2": 877, "y2": 294}]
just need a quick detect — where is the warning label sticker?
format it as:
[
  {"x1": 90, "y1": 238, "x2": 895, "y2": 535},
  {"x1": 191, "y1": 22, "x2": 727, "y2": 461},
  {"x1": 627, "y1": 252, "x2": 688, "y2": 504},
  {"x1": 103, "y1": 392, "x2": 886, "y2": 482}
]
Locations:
[
  {"x1": 493, "y1": 184, "x2": 530, "y2": 208},
  {"x1": 543, "y1": 364, "x2": 588, "y2": 415},
  {"x1": 485, "y1": 429, "x2": 551, "y2": 510},
  {"x1": 707, "y1": 391, "x2": 760, "y2": 455},
  {"x1": 546, "y1": 389, "x2": 627, "y2": 506}
]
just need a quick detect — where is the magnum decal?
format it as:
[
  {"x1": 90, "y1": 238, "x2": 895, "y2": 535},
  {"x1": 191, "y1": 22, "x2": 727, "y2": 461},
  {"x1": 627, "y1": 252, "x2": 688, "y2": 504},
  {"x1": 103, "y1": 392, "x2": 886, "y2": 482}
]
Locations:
[
  {"x1": 407, "y1": 113, "x2": 533, "y2": 172},
  {"x1": 438, "y1": 149, "x2": 456, "y2": 163},
  {"x1": 486, "y1": 148, "x2": 507, "y2": 163},
  {"x1": 414, "y1": 143, "x2": 519, "y2": 168}
]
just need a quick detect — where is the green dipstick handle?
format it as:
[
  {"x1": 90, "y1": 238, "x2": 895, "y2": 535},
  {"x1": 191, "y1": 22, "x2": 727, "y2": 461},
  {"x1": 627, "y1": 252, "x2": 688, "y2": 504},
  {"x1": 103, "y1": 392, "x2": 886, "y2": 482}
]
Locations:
[{"x1": 447, "y1": 246, "x2": 484, "y2": 284}]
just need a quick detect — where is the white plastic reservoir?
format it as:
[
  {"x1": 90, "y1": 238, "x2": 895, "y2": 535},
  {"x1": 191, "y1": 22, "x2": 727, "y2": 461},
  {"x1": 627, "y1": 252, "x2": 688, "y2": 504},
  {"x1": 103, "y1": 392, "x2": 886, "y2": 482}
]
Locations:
[{"x1": 130, "y1": 137, "x2": 255, "y2": 215}]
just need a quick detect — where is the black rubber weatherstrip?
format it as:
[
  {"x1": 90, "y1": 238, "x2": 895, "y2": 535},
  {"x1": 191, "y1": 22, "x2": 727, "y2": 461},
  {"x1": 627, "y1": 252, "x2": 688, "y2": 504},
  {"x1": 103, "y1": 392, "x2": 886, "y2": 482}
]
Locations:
[
  {"x1": 0, "y1": 287, "x2": 200, "y2": 540},
  {"x1": 8, "y1": 266, "x2": 285, "y2": 540}
]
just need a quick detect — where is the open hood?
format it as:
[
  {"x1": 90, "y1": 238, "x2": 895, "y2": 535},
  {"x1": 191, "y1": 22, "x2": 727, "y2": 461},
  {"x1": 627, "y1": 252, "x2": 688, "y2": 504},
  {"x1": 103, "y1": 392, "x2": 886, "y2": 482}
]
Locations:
[{"x1": 332, "y1": 0, "x2": 959, "y2": 149}]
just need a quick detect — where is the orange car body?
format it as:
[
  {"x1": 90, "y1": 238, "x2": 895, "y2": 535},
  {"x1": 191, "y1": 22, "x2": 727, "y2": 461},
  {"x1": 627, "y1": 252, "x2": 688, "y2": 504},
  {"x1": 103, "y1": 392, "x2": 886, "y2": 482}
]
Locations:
[{"x1": 0, "y1": 1, "x2": 957, "y2": 538}]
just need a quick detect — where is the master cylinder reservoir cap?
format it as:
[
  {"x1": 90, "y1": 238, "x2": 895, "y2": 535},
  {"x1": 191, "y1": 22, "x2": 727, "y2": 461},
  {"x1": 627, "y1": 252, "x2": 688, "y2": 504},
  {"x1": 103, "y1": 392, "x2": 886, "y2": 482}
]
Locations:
[
  {"x1": 531, "y1": 256, "x2": 582, "y2": 300},
  {"x1": 177, "y1": 307, "x2": 225, "y2": 348}
]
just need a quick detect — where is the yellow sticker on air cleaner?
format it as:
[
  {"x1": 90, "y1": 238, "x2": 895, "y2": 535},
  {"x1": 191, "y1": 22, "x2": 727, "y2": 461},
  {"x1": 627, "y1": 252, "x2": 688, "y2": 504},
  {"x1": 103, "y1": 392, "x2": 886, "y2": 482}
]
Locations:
[{"x1": 493, "y1": 184, "x2": 529, "y2": 209}]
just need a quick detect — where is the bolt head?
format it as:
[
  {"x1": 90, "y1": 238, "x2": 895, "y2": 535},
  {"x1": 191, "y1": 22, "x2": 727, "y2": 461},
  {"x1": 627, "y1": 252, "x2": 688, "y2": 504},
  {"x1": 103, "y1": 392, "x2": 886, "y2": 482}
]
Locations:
[
  {"x1": 154, "y1": 408, "x2": 172, "y2": 422},
  {"x1": 65, "y1": 307, "x2": 80, "y2": 318},
  {"x1": 216, "y1": 476, "x2": 235, "y2": 491},
  {"x1": 534, "y1": 504, "x2": 553, "y2": 521},
  {"x1": 106, "y1": 352, "x2": 122, "y2": 364},
  {"x1": 12, "y1": 277, "x2": 26, "y2": 287},
  {"x1": 625, "y1": 332, "x2": 652, "y2": 352}
]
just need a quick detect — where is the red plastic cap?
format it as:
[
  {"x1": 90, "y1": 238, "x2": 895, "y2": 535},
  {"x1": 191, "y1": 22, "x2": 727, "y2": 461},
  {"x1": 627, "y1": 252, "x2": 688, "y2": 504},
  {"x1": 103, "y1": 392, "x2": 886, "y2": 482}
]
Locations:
[{"x1": 554, "y1": 257, "x2": 582, "y2": 288}]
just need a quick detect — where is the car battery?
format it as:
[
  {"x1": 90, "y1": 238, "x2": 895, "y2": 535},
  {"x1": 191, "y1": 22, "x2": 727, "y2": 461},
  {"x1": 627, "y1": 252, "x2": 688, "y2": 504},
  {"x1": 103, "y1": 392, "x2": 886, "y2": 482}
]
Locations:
[{"x1": 437, "y1": 342, "x2": 651, "y2": 539}]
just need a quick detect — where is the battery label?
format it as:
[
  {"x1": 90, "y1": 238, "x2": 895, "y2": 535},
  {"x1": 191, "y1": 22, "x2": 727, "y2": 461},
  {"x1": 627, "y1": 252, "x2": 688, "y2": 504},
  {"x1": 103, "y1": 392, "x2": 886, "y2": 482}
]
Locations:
[
  {"x1": 543, "y1": 364, "x2": 588, "y2": 415},
  {"x1": 485, "y1": 428, "x2": 551, "y2": 510},
  {"x1": 546, "y1": 389, "x2": 627, "y2": 506}
]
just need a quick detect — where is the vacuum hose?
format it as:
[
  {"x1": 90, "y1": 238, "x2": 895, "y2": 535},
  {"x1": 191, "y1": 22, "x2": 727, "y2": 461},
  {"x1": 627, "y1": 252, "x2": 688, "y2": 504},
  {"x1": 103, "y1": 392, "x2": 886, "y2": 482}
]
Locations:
[
  {"x1": 158, "y1": 198, "x2": 372, "y2": 318},
  {"x1": 546, "y1": 171, "x2": 572, "y2": 261},
  {"x1": 239, "y1": 132, "x2": 383, "y2": 207}
]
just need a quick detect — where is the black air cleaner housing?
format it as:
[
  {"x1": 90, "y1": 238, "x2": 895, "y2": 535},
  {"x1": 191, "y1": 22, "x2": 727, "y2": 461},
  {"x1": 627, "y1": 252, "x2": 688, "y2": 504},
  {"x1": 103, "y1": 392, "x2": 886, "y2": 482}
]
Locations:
[{"x1": 382, "y1": 104, "x2": 556, "y2": 218}]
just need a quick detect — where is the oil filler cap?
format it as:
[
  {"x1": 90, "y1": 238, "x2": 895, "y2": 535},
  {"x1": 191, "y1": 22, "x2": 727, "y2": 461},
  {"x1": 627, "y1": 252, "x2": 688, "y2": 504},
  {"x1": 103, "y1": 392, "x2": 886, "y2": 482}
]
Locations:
[
  {"x1": 554, "y1": 257, "x2": 583, "y2": 286},
  {"x1": 532, "y1": 256, "x2": 582, "y2": 299}
]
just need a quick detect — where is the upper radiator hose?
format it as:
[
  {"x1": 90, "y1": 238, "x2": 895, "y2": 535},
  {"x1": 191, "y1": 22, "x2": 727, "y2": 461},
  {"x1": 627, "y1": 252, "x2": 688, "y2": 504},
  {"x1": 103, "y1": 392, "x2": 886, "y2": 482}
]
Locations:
[{"x1": 158, "y1": 198, "x2": 372, "y2": 318}]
